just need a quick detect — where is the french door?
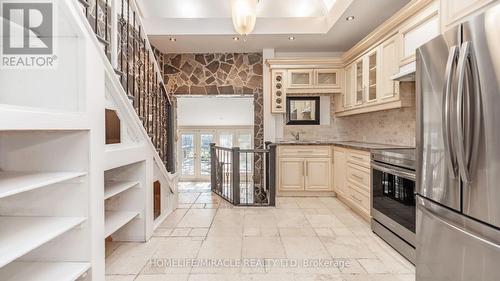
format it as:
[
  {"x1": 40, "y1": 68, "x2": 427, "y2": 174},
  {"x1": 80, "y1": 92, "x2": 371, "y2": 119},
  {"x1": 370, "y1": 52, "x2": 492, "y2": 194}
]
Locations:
[
  {"x1": 179, "y1": 130, "x2": 215, "y2": 181},
  {"x1": 179, "y1": 127, "x2": 253, "y2": 181}
]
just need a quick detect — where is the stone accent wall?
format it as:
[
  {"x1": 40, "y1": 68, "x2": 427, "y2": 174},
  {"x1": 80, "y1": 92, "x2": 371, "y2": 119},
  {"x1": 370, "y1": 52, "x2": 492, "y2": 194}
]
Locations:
[
  {"x1": 159, "y1": 52, "x2": 266, "y2": 202},
  {"x1": 160, "y1": 53, "x2": 264, "y2": 153}
]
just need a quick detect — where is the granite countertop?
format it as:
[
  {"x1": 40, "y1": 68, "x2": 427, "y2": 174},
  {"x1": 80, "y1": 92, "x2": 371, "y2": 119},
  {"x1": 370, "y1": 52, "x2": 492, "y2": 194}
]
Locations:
[{"x1": 272, "y1": 140, "x2": 414, "y2": 151}]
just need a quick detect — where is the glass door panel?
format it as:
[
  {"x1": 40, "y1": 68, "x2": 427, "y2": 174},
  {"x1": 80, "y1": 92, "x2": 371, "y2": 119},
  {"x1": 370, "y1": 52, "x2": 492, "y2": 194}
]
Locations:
[
  {"x1": 355, "y1": 60, "x2": 364, "y2": 104},
  {"x1": 368, "y1": 51, "x2": 378, "y2": 101},
  {"x1": 219, "y1": 133, "x2": 233, "y2": 148},
  {"x1": 199, "y1": 133, "x2": 214, "y2": 177},
  {"x1": 180, "y1": 133, "x2": 195, "y2": 177}
]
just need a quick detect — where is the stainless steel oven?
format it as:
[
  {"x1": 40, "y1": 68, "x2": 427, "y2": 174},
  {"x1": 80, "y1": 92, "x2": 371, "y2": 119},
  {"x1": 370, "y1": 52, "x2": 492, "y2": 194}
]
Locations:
[{"x1": 371, "y1": 148, "x2": 416, "y2": 263}]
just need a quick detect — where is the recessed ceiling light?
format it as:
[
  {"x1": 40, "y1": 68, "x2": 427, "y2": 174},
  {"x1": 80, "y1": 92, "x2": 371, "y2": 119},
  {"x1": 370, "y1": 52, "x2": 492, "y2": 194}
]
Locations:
[
  {"x1": 288, "y1": 36, "x2": 296, "y2": 41},
  {"x1": 169, "y1": 37, "x2": 176, "y2": 42},
  {"x1": 346, "y1": 16, "x2": 355, "y2": 21},
  {"x1": 233, "y1": 37, "x2": 240, "y2": 41}
]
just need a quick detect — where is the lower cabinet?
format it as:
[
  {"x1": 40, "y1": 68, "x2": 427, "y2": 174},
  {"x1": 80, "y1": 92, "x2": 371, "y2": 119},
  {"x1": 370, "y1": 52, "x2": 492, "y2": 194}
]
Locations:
[
  {"x1": 333, "y1": 146, "x2": 371, "y2": 221},
  {"x1": 333, "y1": 146, "x2": 348, "y2": 196},
  {"x1": 305, "y1": 158, "x2": 331, "y2": 191},
  {"x1": 277, "y1": 146, "x2": 332, "y2": 194},
  {"x1": 279, "y1": 158, "x2": 305, "y2": 191}
]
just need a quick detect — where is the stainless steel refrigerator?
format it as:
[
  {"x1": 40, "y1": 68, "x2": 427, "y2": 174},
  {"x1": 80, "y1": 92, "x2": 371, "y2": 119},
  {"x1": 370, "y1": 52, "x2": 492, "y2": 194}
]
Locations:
[{"x1": 416, "y1": 3, "x2": 500, "y2": 281}]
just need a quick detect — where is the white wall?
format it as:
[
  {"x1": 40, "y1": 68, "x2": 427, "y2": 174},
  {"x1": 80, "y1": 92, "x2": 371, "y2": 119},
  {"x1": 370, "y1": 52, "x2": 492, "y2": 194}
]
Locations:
[{"x1": 177, "y1": 96, "x2": 254, "y2": 126}]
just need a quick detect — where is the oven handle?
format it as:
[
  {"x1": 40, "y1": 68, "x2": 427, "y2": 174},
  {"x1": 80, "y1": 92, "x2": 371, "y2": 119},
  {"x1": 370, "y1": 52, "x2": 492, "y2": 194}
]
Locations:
[{"x1": 371, "y1": 162, "x2": 416, "y2": 181}]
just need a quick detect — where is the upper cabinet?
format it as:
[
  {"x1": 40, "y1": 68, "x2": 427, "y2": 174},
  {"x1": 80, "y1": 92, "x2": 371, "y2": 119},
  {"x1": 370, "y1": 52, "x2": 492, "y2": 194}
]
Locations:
[
  {"x1": 267, "y1": 58, "x2": 343, "y2": 96},
  {"x1": 287, "y1": 68, "x2": 341, "y2": 90},
  {"x1": 441, "y1": 0, "x2": 498, "y2": 31},
  {"x1": 366, "y1": 48, "x2": 379, "y2": 103},
  {"x1": 354, "y1": 59, "x2": 364, "y2": 105},
  {"x1": 288, "y1": 69, "x2": 314, "y2": 88},
  {"x1": 399, "y1": 1, "x2": 440, "y2": 67},
  {"x1": 315, "y1": 69, "x2": 341, "y2": 89},
  {"x1": 379, "y1": 33, "x2": 402, "y2": 100}
]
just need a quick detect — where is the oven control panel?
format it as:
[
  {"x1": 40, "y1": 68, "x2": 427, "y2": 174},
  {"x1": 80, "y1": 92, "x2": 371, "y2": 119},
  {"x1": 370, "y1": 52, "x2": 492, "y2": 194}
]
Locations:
[{"x1": 271, "y1": 70, "x2": 286, "y2": 113}]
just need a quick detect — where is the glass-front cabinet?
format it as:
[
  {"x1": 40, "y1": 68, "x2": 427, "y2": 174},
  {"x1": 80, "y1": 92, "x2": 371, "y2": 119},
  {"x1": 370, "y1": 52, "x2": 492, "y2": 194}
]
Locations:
[
  {"x1": 355, "y1": 59, "x2": 364, "y2": 105},
  {"x1": 367, "y1": 49, "x2": 379, "y2": 102},
  {"x1": 315, "y1": 69, "x2": 340, "y2": 88},
  {"x1": 288, "y1": 69, "x2": 314, "y2": 88}
]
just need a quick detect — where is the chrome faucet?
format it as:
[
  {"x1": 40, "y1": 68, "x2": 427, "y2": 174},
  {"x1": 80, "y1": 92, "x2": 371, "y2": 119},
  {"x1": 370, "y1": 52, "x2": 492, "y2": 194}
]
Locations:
[{"x1": 291, "y1": 131, "x2": 300, "y2": 141}]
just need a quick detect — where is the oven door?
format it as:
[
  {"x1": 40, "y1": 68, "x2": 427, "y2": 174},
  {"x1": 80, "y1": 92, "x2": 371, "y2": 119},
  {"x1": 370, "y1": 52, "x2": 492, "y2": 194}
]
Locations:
[{"x1": 371, "y1": 161, "x2": 416, "y2": 246}]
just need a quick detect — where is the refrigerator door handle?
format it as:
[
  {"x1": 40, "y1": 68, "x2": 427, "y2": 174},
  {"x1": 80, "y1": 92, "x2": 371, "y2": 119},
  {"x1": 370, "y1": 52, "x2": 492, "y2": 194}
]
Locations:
[
  {"x1": 442, "y1": 46, "x2": 459, "y2": 178},
  {"x1": 456, "y1": 41, "x2": 482, "y2": 184}
]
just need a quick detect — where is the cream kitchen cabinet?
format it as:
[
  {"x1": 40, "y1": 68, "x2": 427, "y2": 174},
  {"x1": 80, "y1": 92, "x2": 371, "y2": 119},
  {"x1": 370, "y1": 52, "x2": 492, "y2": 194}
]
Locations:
[
  {"x1": 399, "y1": 1, "x2": 440, "y2": 67},
  {"x1": 314, "y1": 69, "x2": 341, "y2": 89},
  {"x1": 333, "y1": 146, "x2": 371, "y2": 221},
  {"x1": 366, "y1": 47, "x2": 380, "y2": 103},
  {"x1": 287, "y1": 69, "x2": 314, "y2": 88},
  {"x1": 441, "y1": 0, "x2": 497, "y2": 31},
  {"x1": 343, "y1": 64, "x2": 354, "y2": 110},
  {"x1": 305, "y1": 158, "x2": 331, "y2": 191},
  {"x1": 379, "y1": 33, "x2": 402, "y2": 100},
  {"x1": 333, "y1": 146, "x2": 348, "y2": 197},
  {"x1": 278, "y1": 158, "x2": 305, "y2": 191},
  {"x1": 277, "y1": 146, "x2": 332, "y2": 194}
]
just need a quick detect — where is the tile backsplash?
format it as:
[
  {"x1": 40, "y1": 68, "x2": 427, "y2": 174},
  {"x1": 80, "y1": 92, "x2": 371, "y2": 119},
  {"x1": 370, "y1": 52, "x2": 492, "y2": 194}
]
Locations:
[{"x1": 283, "y1": 105, "x2": 416, "y2": 147}]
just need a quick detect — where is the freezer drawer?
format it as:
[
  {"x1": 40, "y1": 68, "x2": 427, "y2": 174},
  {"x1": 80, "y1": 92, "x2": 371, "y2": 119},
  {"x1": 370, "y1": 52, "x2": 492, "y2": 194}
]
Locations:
[{"x1": 416, "y1": 196, "x2": 500, "y2": 281}]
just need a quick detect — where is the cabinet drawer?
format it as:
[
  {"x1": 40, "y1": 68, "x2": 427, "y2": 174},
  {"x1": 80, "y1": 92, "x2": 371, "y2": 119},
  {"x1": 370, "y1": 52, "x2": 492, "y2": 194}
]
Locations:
[
  {"x1": 348, "y1": 182, "x2": 370, "y2": 214},
  {"x1": 279, "y1": 146, "x2": 331, "y2": 158},
  {"x1": 347, "y1": 163, "x2": 370, "y2": 191},
  {"x1": 347, "y1": 150, "x2": 371, "y2": 167}
]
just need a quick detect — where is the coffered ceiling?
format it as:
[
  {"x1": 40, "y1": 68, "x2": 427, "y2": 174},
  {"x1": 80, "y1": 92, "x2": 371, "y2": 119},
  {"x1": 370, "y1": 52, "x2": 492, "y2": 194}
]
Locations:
[{"x1": 138, "y1": 0, "x2": 411, "y2": 53}]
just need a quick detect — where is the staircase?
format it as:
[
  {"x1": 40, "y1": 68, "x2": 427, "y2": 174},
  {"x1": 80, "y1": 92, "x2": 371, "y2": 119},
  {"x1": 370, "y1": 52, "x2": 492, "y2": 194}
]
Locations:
[{"x1": 0, "y1": 0, "x2": 177, "y2": 280}]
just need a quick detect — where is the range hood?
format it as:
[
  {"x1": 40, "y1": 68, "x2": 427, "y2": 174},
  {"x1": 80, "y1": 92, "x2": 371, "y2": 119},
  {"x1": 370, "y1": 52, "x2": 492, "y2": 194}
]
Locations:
[{"x1": 391, "y1": 64, "x2": 416, "y2": 81}]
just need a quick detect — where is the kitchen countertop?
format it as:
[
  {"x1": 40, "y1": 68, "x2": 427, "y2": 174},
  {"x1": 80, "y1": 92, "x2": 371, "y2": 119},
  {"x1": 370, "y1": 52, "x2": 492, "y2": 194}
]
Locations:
[{"x1": 272, "y1": 140, "x2": 414, "y2": 151}]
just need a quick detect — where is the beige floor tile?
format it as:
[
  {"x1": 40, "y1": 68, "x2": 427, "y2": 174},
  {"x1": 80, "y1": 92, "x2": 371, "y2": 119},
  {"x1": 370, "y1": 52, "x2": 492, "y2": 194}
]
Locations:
[
  {"x1": 179, "y1": 193, "x2": 200, "y2": 204},
  {"x1": 177, "y1": 209, "x2": 217, "y2": 228},
  {"x1": 160, "y1": 209, "x2": 188, "y2": 228},
  {"x1": 178, "y1": 204, "x2": 193, "y2": 209},
  {"x1": 105, "y1": 275, "x2": 136, "y2": 281},
  {"x1": 189, "y1": 227, "x2": 209, "y2": 237},
  {"x1": 274, "y1": 209, "x2": 310, "y2": 228},
  {"x1": 242, "y1": 236, "x2": 286, "y2": 258},
  {"x1": 105, "y1": 241, "x2": 160, "y2": 275},
  {"x1": 358, "y1": 258, "x2": 390, "y2": 274},
  {"x1": 171, "y1": 228, "x2": 192, "y2": 237},
  {"x1": 135, "y1": 274, "x2": 189, "y2": 281},
  {"x1": 188, "y1": 274, "x2": 241, "y2": 281},
  {"x1": 191, "y1": 204, "x2": 206, "y2": 209},
  {"x1": 153, "y1": 227, "x2": 173, "y2": 237},
  {"x1": 106, "y1": 183, "x2": 415, "y2": 281},
  {"x1": 281, "y1": 237, "x2": 330, "y2": 259},
  {"x1": 305, "y1": 214, "x2": 346, "y2": 228},
  {"x1": 279, "y1": 227, "x2": 317, "y2": 237},
  {"x1": 339, "y1": 259, "x2": 367, "y2": 274},
  {"x1": 197, "y1": 236, "x2": 242, "y2": 259}
]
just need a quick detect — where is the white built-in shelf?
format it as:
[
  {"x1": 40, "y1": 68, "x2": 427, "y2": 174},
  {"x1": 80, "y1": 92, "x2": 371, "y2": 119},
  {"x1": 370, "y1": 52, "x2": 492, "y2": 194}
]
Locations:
[
  {"x1": 105, "y1": 211, "x2": 139, "y2": 238},
  {"x1": 0, "y1": 261, "x2": 90, "y2": 281},
  {"x1": 0, "y1": 171, "x2": 86, "y2": 199},
  {"x1": 104, "y1": 181, "x2": 139, "y2": 200},
  {"x1": 0, "y1": 216, "x2": 87, "y2": 268},
  {"x1": 0, "y1": 104, "x2": 88, "y2": 131}
]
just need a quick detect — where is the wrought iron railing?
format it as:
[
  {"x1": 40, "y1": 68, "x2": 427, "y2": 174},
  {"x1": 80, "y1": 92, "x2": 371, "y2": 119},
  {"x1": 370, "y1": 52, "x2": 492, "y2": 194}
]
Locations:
[
  {"x1": 78, "y1": 0, "x2": 175, "y2": 173},
  {"x1": 210, "y1": 143, "x2": 276, "y2": 206}
]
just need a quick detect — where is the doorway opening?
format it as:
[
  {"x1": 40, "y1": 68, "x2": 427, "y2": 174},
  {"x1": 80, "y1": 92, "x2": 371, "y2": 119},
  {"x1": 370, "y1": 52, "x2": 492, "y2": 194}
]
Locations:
[{"x1": 176, "y1": 95, "x2": 254, "y2": 182}]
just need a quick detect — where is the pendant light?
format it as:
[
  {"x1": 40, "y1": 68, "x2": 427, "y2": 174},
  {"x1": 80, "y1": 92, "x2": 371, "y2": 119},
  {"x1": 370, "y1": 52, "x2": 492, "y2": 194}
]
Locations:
[{"x1": 231, "y1": 0, "x2": 258, "y2": 35}]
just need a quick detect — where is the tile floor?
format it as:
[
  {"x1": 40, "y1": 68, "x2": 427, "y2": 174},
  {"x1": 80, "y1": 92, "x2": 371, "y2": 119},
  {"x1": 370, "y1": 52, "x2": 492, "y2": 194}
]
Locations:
[{"x1": 105, "y1": 182, "x2": 415, "y2": 281}]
